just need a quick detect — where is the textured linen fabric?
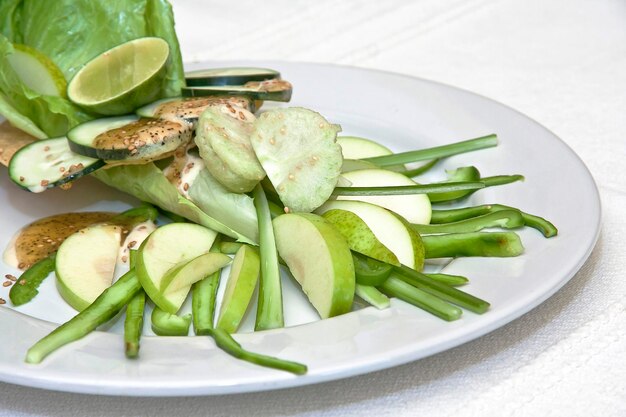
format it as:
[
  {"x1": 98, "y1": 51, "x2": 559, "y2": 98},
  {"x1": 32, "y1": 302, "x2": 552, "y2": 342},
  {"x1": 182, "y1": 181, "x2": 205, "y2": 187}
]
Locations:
[{"x1": 1, "y1": 0, "x2": 625, "y2": 415}]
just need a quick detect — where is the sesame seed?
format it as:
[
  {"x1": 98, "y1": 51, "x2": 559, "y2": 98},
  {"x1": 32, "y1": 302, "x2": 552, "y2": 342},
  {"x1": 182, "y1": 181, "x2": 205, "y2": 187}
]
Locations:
[
  {"x1": 40, "y1": 179, "x2": 49, "y2": 187},
  {"x1": 5, "y1": 274, "x2": 16, "y2": 281},
  {"x1": 128, "y1": 241, "x2": 137, "y2": 248},
  {"x1": 19, "y1": 176, "x2": 24, "y2": 182},
  {"x1": 3, "y1": 281, "x2": 12, "y2": 287},
  {"x1": 121, "y1": 256, "x2": 128, "y2": 263},
  {"x1": 0, "y1": 298, "x2": 5, "y2": 305},
  {"x1": 18, "y1": 280, "x2": 26, "y2": 286},
  {"x1": 43, "y1": 146, "x2": 50, "y2": 151},
  {"x1": 183, "y1": 183, "x2": 189, "y2": 191}
]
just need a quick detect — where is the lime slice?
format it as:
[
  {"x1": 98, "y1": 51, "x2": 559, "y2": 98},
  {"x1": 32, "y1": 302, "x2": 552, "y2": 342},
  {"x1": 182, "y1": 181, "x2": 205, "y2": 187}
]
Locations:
[
  {"x1": 67, "y1": 37, "x2": 170, "y2": 116},
  {"x1": 7, "y1": 44, "x2": 67, "y2": 97}
]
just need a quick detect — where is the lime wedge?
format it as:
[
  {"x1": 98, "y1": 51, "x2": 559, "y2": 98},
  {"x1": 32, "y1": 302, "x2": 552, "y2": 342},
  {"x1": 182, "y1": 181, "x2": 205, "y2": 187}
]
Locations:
[
  {"x1": 67, "y1": 37, "x2": 170, "y2": 115},
  {"x1": 7, "y1": 44, "x2": 67, "y2": 97}
]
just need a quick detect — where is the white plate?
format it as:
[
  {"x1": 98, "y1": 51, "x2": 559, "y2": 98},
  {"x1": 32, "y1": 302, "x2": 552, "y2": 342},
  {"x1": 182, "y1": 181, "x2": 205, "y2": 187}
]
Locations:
[{"x1": 0, "y1": 62, "x2": 600, "y2": 396}]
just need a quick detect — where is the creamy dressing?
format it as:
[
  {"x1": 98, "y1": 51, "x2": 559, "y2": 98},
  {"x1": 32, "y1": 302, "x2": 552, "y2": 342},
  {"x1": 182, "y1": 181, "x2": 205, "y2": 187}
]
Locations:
[
  {"x1": 117, "y1": 220, "x2": 157, "y2": 266},
  {"x1": 162, "y1": 150, "x2": 206, "y2": 198},
  {"x1": 3, "y1": 212, "x2": 115, "y2": 270}
]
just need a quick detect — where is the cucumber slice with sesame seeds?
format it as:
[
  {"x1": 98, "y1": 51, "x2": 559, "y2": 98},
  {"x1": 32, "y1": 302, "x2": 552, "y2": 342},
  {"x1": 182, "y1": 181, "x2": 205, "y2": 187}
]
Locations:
[
  {"x1": 182, "y1": 79, "x2": 292, "y2": 102},
  {"x1": 8, "y1": 137, "x2": 105, "y2": 193},
  {"x1": 185, "y1": 67, "x2": 280, "y2": 87},
  {"x1": 196, "y1": 103, "x2": 265, "y2": 182},
  {"x1": 136, "y1": 96, "x2": 255, "y2": 126},
  {"x1": 250, "y1": 107, "x2": 343, "y2": 213},
  {"x1": 67, "y1": 115, "x2": 192, "y2": 162}
]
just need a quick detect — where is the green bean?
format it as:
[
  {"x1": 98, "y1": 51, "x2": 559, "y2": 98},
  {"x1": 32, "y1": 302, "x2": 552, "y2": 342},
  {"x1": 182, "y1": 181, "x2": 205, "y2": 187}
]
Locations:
[
  {"x1": 332, "y1": 181, "x2": 485, "y2": 196},
  {"x1": 25, "y1": 269, "x2": 142, "y2": 364},
  {"x1": 424, "y1": 273, "x2": 469, "y2": 287},
  {"x1": 253, "y1": 184, "x2": 284, "y2": 331},
  {"x1": 379, "y1": 276, "x2": 462, "y2": 321},
  {"x1": 9, "y1": 253, "x2": 56, "y2": 306},
  {"x1": 412, "y1": 210, "x2": 524, "y2": 234},
  {"x1": 191, "y1": 264, "x2": 307, "y2": 374},
  {"x1": 422, "y1": 232, "x2": 524, "y2": 258},
  {"x1": 430, "y1": 204, "x2": 558, "y2": 237},
  {"x1": 151, "y1": 307, "x2": 191, "y2": 336},
  {"x1": 206, "y1": 328, "x2": 307, "y2": 375},
  {"x1": 124, "y1": 291, "x2": 145, "y2": 358},
  {"x1": 192, "y1": 238, "x2": 223, "y2": 336},
  {"x1": 124, "y1": 250, "x2": 144, "y2": 358},
  {"x1": 355, "y1": 284, "x2": 390, "y2": 309},
  {"x1": 363, "y1": 134, "x2": 498, "y2": 166},
  {"x1": 392, "y1": 266, "x2": 490, "y2": 314}
]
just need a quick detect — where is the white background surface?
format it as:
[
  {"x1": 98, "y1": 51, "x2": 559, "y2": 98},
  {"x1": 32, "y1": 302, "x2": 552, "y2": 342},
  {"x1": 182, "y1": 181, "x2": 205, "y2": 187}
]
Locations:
[{"x1": 1, "y1": 0, "x2": 625, "y2": 416}]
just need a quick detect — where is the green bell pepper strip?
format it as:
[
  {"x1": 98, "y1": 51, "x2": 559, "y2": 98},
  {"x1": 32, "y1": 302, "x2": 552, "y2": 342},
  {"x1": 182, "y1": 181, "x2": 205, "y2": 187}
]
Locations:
[
  {"x1": 411, "y1": 210, "x2": 524, "y2": 234},
  {"x1": 355, "y1": 284, "x2": 390, "y2": 310},
  {"x1": 422, "y1": 232, "x2": 524, "y2": 258},
  {"x1": 9, "y1": 253, "x2": 56, "y2": 306},
  {"x1": 429, "y1": 204, "x2": 558, "y2": 238}
]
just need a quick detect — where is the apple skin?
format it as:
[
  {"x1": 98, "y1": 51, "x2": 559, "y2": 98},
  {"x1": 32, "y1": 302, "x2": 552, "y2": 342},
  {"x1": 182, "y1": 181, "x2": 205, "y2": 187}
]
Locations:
[
  {"x1": 216, "y1": 245, "x2": 260, "y2": 333},
  {"x1": 321, "y1": 209, "x2": 400, "y2": 266},
  {"x1": 160, "y1": 252, "x2": 231, "y2": 293},
  {"x1": 273, "y1": 213, "x2": 355, "y2": 319}
]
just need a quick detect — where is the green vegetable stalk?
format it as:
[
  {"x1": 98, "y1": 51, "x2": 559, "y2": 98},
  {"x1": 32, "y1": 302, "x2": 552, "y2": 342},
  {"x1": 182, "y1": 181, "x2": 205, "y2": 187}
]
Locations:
[{"x1": 422, "y1": 232, "x2": 525, "y2": 258}]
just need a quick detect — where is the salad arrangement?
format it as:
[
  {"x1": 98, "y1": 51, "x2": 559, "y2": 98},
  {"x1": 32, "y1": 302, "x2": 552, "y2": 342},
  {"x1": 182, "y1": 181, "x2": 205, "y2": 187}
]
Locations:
[{"x1": 0, "y1": 1, "x2": 557, "y2": 376}]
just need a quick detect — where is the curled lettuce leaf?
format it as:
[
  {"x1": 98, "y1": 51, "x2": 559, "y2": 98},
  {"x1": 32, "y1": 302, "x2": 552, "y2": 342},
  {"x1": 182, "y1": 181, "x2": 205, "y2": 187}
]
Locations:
[{"x1": 93, "y1": 164, "x2": 259, "y2": 244}]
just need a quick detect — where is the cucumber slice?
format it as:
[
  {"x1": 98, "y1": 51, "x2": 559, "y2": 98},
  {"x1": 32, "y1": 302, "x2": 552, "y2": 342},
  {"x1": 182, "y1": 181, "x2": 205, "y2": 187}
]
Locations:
[
  {"x1": 67, "y1": 115, "x2": 192, "y2": 162},
  {"x1": 337, "y1": 136, "x2": 393, "y2": 160},
  {"x1": 250, "y1": 107, "x2": 343, "y2": 212},
  {"x1": 55, "y1": 224, "x2": 123, "y2": 311},
  {"x1": 216, "y1": 244, "x2": 260, "y2": 333},
  {"x1": 136, "y1": 96, "x2": 255, "y2": 126},
  {"x1": 196, "y1": 103, "x2": 265, "y2": 183},
  {"x1": 182, "y1": 79, "x2": 292, "y2": 102},
  {"x1": 339, "y1": 168, "x2": 432, "y2": 225},
  {"x1": 136, "y1": 223, "x2": 218, "y2": 314},
  {"x1": 9, "y1": 137, "x2": 104, "y2": 193},
  {"x1": 185, "y1": 67, "x2": 280, "y2": 87}
]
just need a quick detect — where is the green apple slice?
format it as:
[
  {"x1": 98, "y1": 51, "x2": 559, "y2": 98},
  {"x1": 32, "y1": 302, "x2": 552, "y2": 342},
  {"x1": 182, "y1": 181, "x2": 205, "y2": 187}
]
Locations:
[
  {"x1": 160, "y1": 252, "x2": 231, "y2": 293},
  {"x1": 273, "y1": 213, "x2": 355, "y2": 319},
  {"x1": 317, "y1": 200, "x2": 424, "y2": 271},
  {"x1": 136, "y1": 223, "x2": 218, "y2": 314},
  {"x1": 339, "y1": 168, "x2": 432, "y2": 224},
  {"x1": 55, "y1": 224, "x2": 122, "y2": 311},
  {"x1": 321, "y1": 209, "x2": 399, "y2": 266},
  {"x1": 216, "y1": 244, "x2": 260, "y2": 333},
  {"x1": 7, "y1": 44, "x2": 67, "y2": 97},
  {"x1": 337, "y1": 136, "x2": 393, "y2": 159}
]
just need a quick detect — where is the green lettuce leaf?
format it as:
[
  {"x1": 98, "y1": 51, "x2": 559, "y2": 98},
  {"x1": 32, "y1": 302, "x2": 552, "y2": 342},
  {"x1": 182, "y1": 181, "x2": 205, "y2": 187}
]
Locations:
[
  {"x1": 93, "y1": 164, "x2": 259, "y2": 244},
  {"x1": 0, "y1": 0, "x2": 184, "y2": 136}
]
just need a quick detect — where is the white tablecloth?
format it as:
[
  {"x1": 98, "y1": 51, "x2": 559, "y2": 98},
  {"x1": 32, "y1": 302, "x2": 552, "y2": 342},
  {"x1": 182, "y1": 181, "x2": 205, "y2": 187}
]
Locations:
[{"x1": 2, "y1": 0, "x2": 625, "y2": 415}]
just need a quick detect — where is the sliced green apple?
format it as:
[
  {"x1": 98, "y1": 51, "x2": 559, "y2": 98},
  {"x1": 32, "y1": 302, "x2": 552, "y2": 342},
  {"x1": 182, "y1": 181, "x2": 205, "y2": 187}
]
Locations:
[
  {"x1": 216, "y1": 244, "x2": 260, "y2": 333},
  {"x1": 7, "y1": 44, "x2": 67, "y2": 97},
  {"x1": 321, "y1": 209, "x2": 399, "y2": 265},
  {"x1": 136, "y1": 223, "x2": 218, "y2": 314},
  {"x1": 316, "y1": 200, "x2": 424, "y2": 271},
  {"x1": 337, "y1": 136, "x2": 393, "y2": 159},
  {"x1": 338, "y1": 168, "x2": 432, "y2": 225},
  {"x1": 55, "y1": 224, "x2": 122, "y2": 311},
  {"x1": 273, "y1": 213, "x2": 355, "y2": 319},
  {"x1": 160, "y1": 252, "x2": 232, "y2": 293}
]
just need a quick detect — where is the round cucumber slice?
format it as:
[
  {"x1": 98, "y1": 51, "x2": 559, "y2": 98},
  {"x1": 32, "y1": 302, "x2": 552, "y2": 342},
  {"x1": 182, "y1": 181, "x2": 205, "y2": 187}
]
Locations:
[
  {"x1": 67, "y1": 115, "x2": 192, "y2": 162},
  {"x1": 67, "y1": 37, "x2": 170, "y2": 115},
  {"x1": 182, "y1": 79, "x2": 292, "y2": 102},
  {"x1": 7, "y1": 44, "x2": 67, "y2": 97},
  {"x1": 9, "y1": 137, "x2": 104, "y2": 192},
  {"x1": 185, "y1": 67, "x2": 280, "y2": 87}
]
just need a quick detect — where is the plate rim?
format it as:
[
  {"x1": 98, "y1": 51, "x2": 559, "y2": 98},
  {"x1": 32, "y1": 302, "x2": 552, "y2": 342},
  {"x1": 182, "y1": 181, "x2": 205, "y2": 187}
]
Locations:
[{"x1": 0, "y1": 61, "x2": 602, "y2": 396}]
